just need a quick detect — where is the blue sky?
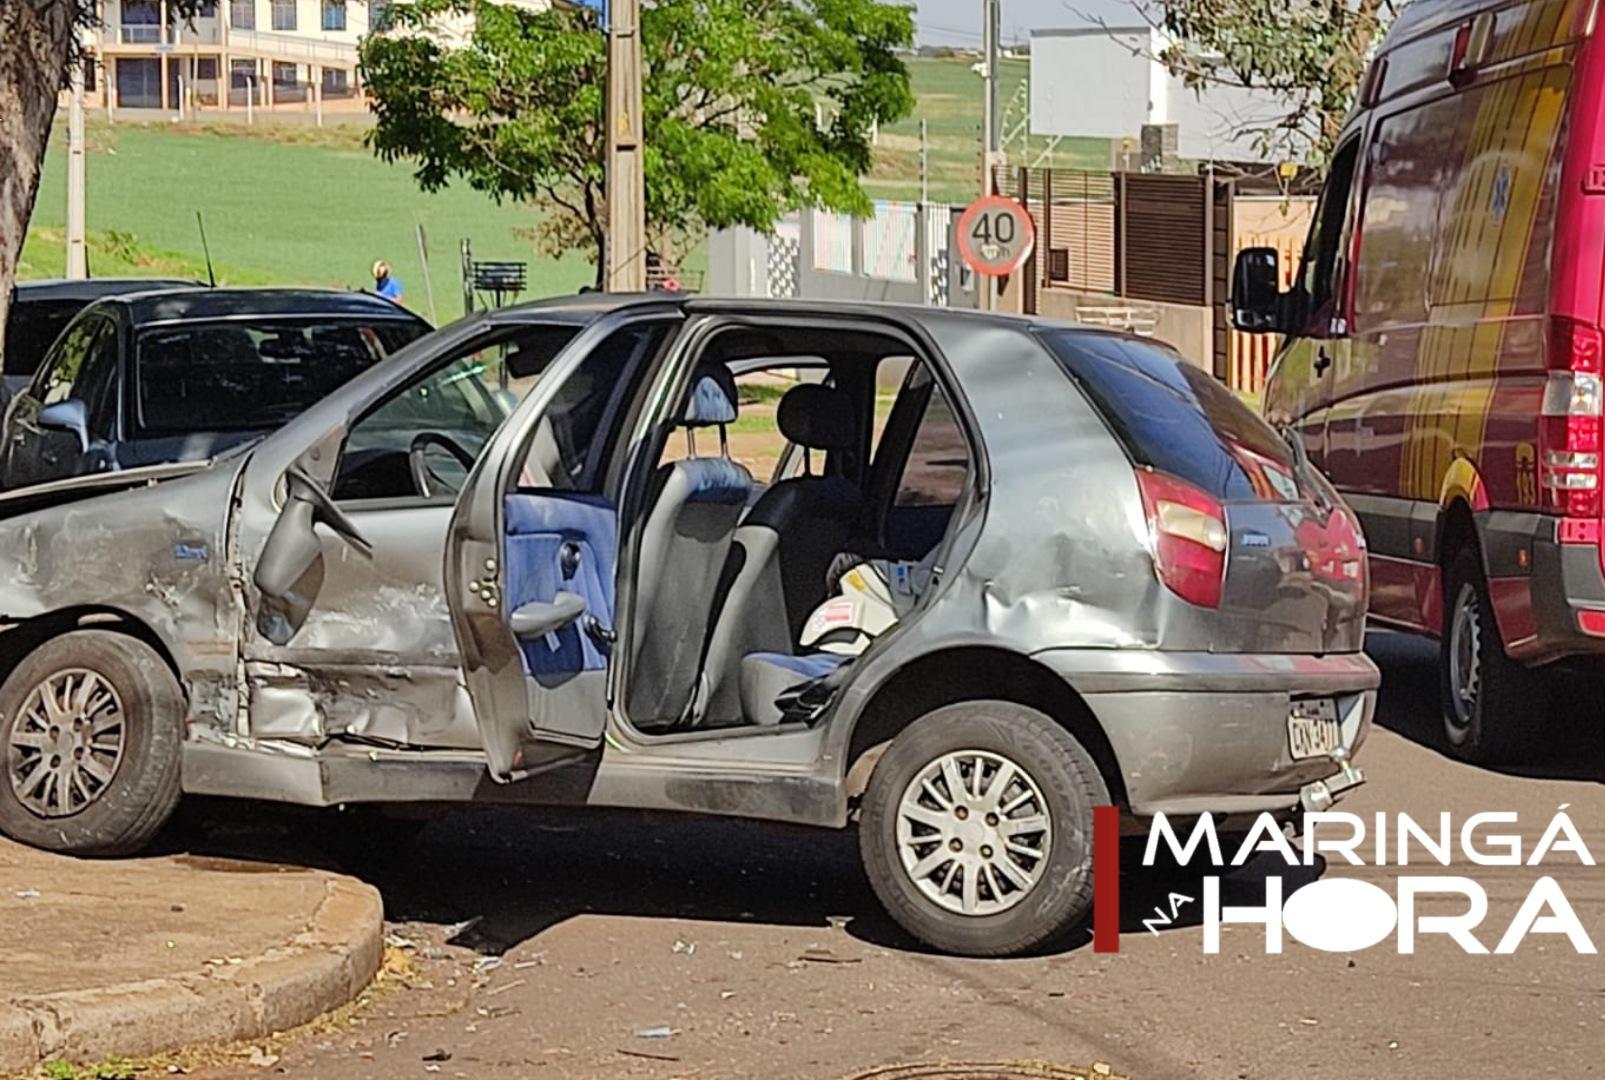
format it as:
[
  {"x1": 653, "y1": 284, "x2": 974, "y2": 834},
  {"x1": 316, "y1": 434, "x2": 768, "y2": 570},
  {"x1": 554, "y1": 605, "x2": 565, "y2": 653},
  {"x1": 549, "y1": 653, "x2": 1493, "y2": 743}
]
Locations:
[{"x1": 913, "y1": 0, "x2": 1146, "y2": 46}]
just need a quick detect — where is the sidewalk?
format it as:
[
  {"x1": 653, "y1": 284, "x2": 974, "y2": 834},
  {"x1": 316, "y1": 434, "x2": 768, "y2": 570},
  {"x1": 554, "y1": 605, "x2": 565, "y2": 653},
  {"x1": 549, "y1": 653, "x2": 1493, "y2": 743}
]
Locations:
[{"x1": 0, "y1": 839, "x2": 382, "y2": 1074}]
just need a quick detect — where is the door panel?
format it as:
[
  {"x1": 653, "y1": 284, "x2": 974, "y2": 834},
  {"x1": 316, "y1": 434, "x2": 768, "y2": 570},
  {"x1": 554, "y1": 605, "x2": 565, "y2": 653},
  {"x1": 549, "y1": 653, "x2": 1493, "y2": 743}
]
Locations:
[
  {"x1": 503, "y1": 492, "x2": 617, "y2": 681},
  {"x1": 245, "y1": 502, "x2": 480, "y2": 748},
  {"x1": 446, "y1": 311, "x2": 678, "y2": 780}
]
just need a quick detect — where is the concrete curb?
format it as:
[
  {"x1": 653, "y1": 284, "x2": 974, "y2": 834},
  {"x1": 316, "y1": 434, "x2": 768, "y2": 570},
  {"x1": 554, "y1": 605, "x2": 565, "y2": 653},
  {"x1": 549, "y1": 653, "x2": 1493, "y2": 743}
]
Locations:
[{"x1": 0, "y1": 876, "x2": 383, "y2": 1073}]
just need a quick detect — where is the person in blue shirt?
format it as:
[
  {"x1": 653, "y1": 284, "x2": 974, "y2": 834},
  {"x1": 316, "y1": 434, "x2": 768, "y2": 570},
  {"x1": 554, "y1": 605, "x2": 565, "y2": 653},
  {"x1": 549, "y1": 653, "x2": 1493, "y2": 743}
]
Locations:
[{"x1": 371, "y1": 260, "x2": 403, "y2": 301}]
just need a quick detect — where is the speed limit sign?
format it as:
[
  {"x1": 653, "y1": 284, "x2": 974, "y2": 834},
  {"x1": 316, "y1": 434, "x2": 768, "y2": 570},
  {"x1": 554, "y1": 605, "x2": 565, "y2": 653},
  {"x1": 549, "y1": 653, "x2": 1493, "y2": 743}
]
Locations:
[{"x1": 956, "y1": 195, "x2": 1036, "y2": 277}]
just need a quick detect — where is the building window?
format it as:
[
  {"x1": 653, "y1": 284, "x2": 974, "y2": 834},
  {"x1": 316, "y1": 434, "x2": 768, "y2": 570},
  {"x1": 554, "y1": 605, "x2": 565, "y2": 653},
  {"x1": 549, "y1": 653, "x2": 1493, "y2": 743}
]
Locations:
[
  {"x1": 322, "y1": 0, "x2": 346, "y2": 31},
  {"x1": 272, "y1": 61, "x2": 299, "y2": 85},
  {"x1": 271, "y1": 0, "x2": 295, "y2": 31},
  {"x1": 120, "y1": 0, "x2": 161, "y2": 44},
  {"x1": 196, "y1": 57, "x2": 218, "y2": 80},
  {"x1": 322, "y1": 67, "x2": 349, "y2": 96},
  {"x1": 230, "y1": 0, "x2": 254, "y2": 28}
]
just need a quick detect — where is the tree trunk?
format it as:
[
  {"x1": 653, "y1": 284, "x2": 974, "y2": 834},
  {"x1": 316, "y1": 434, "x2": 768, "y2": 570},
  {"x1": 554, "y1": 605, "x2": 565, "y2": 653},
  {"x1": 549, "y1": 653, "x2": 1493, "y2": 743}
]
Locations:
[{"x1": 0, "y1": 2, "x2": 76, "y2": 346}]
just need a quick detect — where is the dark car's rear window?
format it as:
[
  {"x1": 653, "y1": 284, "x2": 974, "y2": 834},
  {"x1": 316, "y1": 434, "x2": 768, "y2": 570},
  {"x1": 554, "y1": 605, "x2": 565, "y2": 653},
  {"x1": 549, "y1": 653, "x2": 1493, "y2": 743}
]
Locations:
[
  {"x1": 4, "y1": 300, "x2": 84, "y2": 377},
  {"x1": 1040, "y1": 330, "x2": 1302, "y2": 502},
  {"x1": 134, "y1": 317, "x2": 427, "y2": 435}
]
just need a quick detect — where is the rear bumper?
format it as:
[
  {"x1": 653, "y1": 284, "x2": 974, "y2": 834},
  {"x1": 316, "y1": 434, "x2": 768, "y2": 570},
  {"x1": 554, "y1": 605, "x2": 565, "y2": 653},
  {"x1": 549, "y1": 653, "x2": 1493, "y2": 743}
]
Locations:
[
  {"x1": 1488, "y1": 510, "x2": 1605, "y2": 661},
  {"x1": 1033, "y1": 648, "x2": 1378, "y2": 818}
]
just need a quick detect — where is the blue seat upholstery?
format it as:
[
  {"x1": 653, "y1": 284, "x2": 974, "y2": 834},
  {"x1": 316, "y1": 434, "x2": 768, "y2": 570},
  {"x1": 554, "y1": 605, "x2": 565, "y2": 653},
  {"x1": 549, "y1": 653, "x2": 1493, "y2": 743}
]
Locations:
[
  {"x1": 738, "y1": 651, "x2": 848, "y2": 726},
  {"x1": 627, "y1": 366, "x2": 754, "y2": 726},
  {"x1": 503, "y1": 492, "x2": 617, "y2": 676}
]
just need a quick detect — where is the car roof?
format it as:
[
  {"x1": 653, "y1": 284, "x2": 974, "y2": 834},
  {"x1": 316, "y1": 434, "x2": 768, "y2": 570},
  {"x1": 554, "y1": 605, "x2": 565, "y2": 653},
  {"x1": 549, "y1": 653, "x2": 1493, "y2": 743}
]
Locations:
[
  {"x1": 485, "y1": 291, "x2": 1120, "y2": 340},
  {"x1": 12, "y1": 278, "x2": 202, "y2": 304},
  {"x1": 98, "y1": 287, "x2": 426, "y2": 327}
]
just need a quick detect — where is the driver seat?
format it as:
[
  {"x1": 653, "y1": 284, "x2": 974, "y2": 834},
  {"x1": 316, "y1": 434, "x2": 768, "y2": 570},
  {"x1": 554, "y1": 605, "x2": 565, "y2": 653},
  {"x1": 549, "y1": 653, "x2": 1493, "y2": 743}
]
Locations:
[
  {"x1": 697, "y1": 383, "x2": 863, "y2": 723},
  {"x1": 626, "y1": 366, "x2": 753, "y2": 727}
]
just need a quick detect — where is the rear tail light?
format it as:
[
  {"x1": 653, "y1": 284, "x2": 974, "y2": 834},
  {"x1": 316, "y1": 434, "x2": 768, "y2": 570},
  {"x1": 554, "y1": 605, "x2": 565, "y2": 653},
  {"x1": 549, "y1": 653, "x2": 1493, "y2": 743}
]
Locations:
[
  {"x1": 1135, "y1": 469, "x2": 1227, "y2": 608},
  {"x1": 1542, "y1": 317, "x2": 1604, "y2": 522}
]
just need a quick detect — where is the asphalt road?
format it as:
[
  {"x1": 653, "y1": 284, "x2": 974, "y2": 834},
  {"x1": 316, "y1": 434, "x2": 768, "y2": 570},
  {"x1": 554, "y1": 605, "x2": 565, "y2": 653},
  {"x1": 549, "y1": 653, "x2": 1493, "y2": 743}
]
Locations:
[{"x1": 177, "y1": 632, "x2": 1605, "y2": 1080}]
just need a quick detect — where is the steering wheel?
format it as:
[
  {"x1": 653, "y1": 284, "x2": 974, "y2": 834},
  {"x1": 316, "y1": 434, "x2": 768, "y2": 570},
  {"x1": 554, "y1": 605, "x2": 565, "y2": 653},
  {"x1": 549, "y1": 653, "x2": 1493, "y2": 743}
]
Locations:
[{"x1": 408, "y1": 432, "x2": 478, "y2": 499}]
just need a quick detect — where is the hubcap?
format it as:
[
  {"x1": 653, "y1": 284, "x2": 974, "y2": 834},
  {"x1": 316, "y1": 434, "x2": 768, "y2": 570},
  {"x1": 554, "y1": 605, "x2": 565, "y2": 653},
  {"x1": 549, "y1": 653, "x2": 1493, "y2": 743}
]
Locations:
[
  {"x1": 895, "y1": 749, "x2": 1052, "y2": 916},
  {"x1": 1448, "y1": 582, "x2": 1482, "y2": 732},
  {"x1": 5, "y1": 669, "x2": 125, "y2": 818}
]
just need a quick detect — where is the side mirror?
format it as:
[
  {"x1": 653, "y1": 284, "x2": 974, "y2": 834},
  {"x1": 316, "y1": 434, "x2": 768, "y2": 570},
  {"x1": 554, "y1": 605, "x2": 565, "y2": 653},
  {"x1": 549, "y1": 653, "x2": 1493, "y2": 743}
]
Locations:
[
  {"x1": 37, "y1": 399, "x2": 89, "y2": 453},
  {"x1": 1231, "y1": 247, "x2": 1284, "y2": 334},
  {"x1": 253, "y1": 465, "x2": 373, "y2": 602}
]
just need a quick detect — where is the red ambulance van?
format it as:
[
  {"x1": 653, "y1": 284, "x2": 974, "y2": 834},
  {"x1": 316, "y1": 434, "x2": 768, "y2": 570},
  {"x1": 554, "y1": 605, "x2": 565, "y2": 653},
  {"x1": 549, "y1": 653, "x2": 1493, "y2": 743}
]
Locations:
[{"x1": 1233, "y1": 0, "x2": 1605, "y2": 762}]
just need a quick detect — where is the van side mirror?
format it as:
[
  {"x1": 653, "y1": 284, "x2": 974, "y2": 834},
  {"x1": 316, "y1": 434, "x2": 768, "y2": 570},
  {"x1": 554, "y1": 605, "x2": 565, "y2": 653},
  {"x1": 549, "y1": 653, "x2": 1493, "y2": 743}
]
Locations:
[
  {"x1": 1231, "y1": 247, "x2": 1284, "y2": 334},
  {"x1": 37, "y1": 399, "x2": 89, "y2": 453}
]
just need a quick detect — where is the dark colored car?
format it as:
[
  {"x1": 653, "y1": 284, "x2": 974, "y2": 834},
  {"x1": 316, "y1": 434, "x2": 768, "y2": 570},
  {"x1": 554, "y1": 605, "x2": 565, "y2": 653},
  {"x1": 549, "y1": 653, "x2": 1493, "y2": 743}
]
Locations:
[
  {"x1": 0, "y1": 296, "x2": 1374, "y2": 957},
  {"x1": 0, "y1": 288, "x2": 430, "y2": 490},
  {"x1": 2, "y1": 278, "x2": 200, "y2": 403}
]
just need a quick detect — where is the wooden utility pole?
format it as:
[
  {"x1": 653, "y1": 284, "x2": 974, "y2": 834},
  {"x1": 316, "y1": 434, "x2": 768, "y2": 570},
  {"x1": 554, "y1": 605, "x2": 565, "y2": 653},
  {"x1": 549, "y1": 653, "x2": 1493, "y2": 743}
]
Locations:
[{"x1": 605, "y1": 0, "x2": 646, "y2": 292}]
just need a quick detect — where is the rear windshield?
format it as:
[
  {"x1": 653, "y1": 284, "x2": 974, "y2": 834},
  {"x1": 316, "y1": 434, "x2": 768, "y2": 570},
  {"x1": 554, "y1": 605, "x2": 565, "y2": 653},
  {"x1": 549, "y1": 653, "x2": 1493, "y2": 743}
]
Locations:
[
  {"x1": 1040, "y1": 331, "x2": 1302, "y2": 502},
  {"x1": 4, "y1": 300, "x2": 83, "y2": 377},
  {"x1": 134, "y1": 317, "x2": 426, "y2": 435}
]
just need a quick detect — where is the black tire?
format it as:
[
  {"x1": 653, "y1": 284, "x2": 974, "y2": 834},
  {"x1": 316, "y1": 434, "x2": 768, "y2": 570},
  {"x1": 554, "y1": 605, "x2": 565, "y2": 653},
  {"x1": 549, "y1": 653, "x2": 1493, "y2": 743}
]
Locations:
[
  {"x1": 0, "y1": 630, "x2": 184, "y2": 855},
  {"x1": 859, "y1": 700, "x2": 1109, "y2": 957},
  {"x1": 1440, "y1": 545, "x2": 1551, "y2": 764}
]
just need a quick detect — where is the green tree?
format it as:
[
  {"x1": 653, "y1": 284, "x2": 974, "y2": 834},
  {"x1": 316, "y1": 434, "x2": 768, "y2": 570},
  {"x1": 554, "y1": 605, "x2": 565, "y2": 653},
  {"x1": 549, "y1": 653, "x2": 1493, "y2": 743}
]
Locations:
[
  {"x1": 1155, "y1": 0, "x2": 1396, "y2": 162},
  {"x1": 360, "y1": 0, "x2": 915, "y2": 280}
]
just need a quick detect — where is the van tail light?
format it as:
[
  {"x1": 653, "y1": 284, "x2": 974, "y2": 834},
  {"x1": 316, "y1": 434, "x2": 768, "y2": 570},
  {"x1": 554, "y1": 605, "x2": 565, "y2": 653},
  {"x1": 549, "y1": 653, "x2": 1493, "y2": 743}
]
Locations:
[
  {"x1": 1542, "y1": 317, "x2": 1604, "y2": 524},
  {"x1": 1135, "y1": 470, "x2": 1227, "y2": 608}
]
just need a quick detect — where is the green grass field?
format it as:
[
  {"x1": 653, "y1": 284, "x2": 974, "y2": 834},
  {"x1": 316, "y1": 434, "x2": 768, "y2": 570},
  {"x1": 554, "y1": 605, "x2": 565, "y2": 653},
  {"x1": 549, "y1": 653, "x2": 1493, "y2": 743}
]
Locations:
[
  {"x1": 22, "y1": 120, "x2": 595, "y2": 318},
  {"x1": 867, "y1": 57, "x2": 1110, "y2": 202},
  {"x1": 20, "y1": 57, "x2": 1107, "y2": 302}
]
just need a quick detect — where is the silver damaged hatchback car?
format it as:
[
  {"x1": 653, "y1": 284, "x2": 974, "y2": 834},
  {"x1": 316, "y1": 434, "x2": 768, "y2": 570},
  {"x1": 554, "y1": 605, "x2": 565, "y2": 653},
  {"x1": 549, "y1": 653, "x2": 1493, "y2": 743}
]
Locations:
[{"x1": 0, "y1": 296, "x2": 1376, "y2": 956}]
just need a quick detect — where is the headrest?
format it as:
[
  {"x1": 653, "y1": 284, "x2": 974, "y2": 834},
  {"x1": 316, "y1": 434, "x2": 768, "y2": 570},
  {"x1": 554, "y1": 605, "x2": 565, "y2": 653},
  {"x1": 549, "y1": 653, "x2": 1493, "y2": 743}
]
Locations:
[
  {"x1": 682, "y1": 365, "x2": 738, "y2": 427},
  {"x1": 777, "y1": 384, "x2": 856, "y2": 450}
]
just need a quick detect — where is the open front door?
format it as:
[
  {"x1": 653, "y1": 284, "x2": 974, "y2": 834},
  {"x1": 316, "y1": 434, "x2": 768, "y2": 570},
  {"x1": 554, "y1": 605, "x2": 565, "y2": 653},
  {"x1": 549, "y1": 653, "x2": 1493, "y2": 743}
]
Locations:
[{"x1": 446, "y1": 313, "x2": 677, "y2": 780}]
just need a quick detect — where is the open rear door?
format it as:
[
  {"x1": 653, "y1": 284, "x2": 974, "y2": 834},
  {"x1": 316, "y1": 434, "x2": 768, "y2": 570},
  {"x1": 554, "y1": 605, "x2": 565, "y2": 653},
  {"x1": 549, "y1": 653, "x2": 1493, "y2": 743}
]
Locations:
[{"x1": 445, "y1": 311, "x2": 678, "y2": 780}]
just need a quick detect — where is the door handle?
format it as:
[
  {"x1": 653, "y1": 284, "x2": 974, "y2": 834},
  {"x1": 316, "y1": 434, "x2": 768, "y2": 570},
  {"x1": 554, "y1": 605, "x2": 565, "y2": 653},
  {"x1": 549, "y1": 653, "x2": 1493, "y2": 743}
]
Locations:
[{"x1": 1314, "y1": 348, "x2": 1333, "y2": 376}]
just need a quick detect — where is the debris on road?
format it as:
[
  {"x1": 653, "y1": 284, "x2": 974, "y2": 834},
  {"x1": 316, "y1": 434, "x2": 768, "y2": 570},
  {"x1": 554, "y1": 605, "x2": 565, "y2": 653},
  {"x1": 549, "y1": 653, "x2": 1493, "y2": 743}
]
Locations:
[
  {"x1": 619, "y1": 1048, "x2": 681, "y2": 1063},
  {"x1": 633, "y1": 1025, "x2": 674, "y2": 1039}
]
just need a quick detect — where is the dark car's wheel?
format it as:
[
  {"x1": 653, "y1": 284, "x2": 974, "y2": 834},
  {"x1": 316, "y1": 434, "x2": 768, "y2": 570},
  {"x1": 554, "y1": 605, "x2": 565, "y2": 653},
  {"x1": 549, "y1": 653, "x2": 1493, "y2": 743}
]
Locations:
[
  {"x1": 0, "y1": 631, "x2": 183, "y2": 855},
  {"x1": 859, "y1": 700, "x2": 1108, "y2": 957},
  {"x1": 1441, "y1": 546, "x2": 1551, "y2": 764}
]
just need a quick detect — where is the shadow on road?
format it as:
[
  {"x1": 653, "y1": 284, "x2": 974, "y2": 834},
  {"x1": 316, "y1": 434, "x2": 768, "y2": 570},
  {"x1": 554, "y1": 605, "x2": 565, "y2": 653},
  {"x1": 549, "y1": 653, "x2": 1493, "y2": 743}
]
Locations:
[
  {"x1": 158, "y1": 796, "x2": 1321, "y2": 961},
  {"x1": 1366, "y1": 629, "x2": 1605, "y2": 783},
  {"x1": 142, "y1": 631, "x2": 1588, "y2": 964}
]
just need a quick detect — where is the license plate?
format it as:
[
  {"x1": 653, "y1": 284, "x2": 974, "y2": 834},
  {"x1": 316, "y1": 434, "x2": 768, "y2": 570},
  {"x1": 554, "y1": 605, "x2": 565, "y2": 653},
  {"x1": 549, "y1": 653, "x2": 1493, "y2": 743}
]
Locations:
[{"x1": 1288, "y1": 699, "x2": 1342, "y2": 760}]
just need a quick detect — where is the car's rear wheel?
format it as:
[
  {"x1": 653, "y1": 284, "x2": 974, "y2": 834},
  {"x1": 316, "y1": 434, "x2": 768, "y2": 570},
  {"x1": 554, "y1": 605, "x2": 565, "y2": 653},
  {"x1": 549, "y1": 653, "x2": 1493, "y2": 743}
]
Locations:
[
  {"x1": 1441, "y1": 545, "x2": 1551, "y2": 764},
  {"x1": 859, "y1": 700, "x2": 1108, "y2": 957},
  {"x1": 0, "y1": 630, "x2": 184, "y2": 855}
]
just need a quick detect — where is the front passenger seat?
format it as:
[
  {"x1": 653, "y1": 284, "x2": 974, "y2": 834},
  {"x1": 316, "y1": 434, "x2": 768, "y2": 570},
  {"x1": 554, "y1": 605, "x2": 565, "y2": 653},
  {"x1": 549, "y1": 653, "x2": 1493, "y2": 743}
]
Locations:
[
  {"x1": 627, "y1": 366, "x2": 752, "y2": 728},
  {"x1": 698, "y1": 383, "x2": 863, "y2": 723}
]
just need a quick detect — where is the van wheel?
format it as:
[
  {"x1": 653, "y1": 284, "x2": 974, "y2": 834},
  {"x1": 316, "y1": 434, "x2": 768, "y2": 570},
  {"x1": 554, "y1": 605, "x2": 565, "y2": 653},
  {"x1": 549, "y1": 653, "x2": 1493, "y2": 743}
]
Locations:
[
  {"x1": 0, "y1": 631, "x2": 184, "y2": 855},
  {"x1": 858, "y1": 701, "x2": 1108, "y2": 957},
  {"x1": 1441, "y1": 546, "x2": 1550, "y2": 764}
]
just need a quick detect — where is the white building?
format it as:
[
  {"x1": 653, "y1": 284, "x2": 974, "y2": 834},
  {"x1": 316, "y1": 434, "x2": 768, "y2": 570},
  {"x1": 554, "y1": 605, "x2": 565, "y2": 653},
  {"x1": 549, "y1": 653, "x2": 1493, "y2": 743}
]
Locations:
[
  {"x1": 1029, "y1": 26, "x2": 1300, "y2": 164},
  {"x1": 88, "y1": 0, "x2": 372, "y2": 112}
]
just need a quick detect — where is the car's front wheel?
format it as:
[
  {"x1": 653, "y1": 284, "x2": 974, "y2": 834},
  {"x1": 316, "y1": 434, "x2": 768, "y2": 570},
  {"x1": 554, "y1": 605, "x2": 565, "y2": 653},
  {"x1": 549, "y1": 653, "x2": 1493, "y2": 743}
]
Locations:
[
  {"x1": 0, "y1": 630, "x2": 184, "y2": 855},
  {"x1": 859, "y1": 700, "x2": 1108, "y2": 957}
]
